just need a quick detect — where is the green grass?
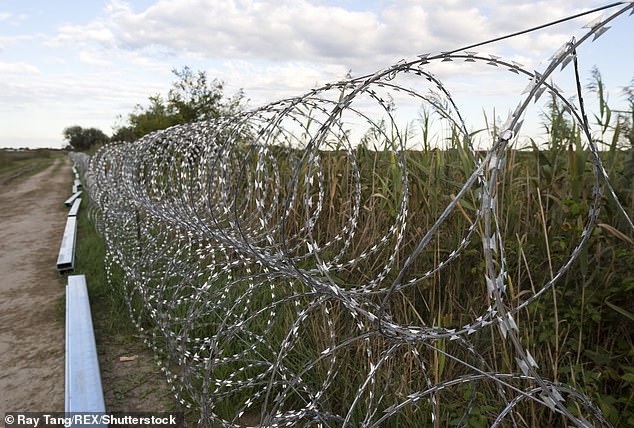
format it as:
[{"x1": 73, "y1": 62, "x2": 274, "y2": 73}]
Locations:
[
  {"x1": 0, "y1": 148, "x2": 63, "y2": 183},
  {"x1": 65, "y1": 206, "x2": 131, "y2": 335}
]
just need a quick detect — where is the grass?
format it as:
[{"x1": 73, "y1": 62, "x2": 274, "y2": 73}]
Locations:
[{"x1": 0, "y1": 148, "x2": 63, "y2": 184}]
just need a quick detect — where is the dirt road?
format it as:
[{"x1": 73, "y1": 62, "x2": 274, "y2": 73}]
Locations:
[{"x1": 0, "y1": 157, "x2": 70, "y2": 412}]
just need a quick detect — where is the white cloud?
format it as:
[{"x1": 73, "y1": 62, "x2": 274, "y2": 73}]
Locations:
[
  {"x1": 0, "y1": 34, "x2": 33, "y2": 50},
  {"x1": 78, "y1": 50, "x2": 114, "y2": 67},
  {"x1": 98, "y1": 1, "x2": 618, "y2": 74},
  {"x1": 95, "y1": 0, "x2": 485, "y2": 69},
  {"x1": 0, "y1": 10, "x2": 29, "y2": 28},
  {"x1": 221, "y1": 60, "x2": 350, "y2": 104},
  {"x1": 0, "y1": 61, "x2": 40, "y2": 74},
  {"x1": 43, "y1": 0, "x2": 626, "y2": 79},
  {"x1": 46, "y1": 21, "x2": 115, "y2": 48}
]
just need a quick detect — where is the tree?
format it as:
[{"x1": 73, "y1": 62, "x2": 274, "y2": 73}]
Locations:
[
  {"x1": 128, "y1": 95, "x2": 181, "y2": 137},
  {"x1": 63, "y1": 126, "x2": 109, "y2": 151},
  {"x1": 114, "y1": 67, "x2": 245, "y2": 140},
  {"x1": 110, "y1": 125, "x2": 137, "y2": 143},
  {"x1": 168, "y1": 66, "x2": 226, "y2": 122}
]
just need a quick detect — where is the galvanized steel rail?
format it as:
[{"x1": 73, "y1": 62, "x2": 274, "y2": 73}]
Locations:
[
  {"x1": 56, "y1": 215, "x2": 77, "y2": 272},
  {"x1": 67, "y1": 198, "x2": 81, "y2": 217},
  {"x1": 58, "y1": 162, "x2": 84, "y2": 272},
  {"x1": 65, "y1": 274, "x2": 106, "y2": 421},
  {"x1": 62, "y1": 161, "x2": 106, "y2": 422},
  {"x1": 57, "y1": 176, "x2": 81, "y2": 272},
  {"x1": 64, "y1": 191, "x2": 82, "y2": 208}
]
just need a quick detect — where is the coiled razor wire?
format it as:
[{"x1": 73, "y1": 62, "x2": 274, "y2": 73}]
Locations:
[{"x1": 72, "y1": 3, "x2": 633, "y2": 427}]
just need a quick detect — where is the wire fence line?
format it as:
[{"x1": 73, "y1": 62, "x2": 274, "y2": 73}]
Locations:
[{"x1": 72, "y1": 3, "x2": 632, "y2": 427}]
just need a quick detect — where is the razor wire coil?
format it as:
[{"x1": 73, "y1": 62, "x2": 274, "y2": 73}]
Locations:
[{"x1": 71, "y1": 3, "x2": 633, "y2": 426}]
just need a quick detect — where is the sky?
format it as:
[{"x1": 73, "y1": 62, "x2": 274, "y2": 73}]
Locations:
[{"x1": 0, "y1": 0, "x2": 632, "y2": 149}]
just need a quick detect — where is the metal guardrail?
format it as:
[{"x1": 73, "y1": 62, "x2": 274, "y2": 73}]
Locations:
[
  {"x1": 65, "y1": 274, "x2": 106, "y2": 421},
  {"x1": 72, "y1": 166, "x2": 78, "y2": 192},
  {"x1": 56, "y1": 216, "x2": 77, "y2": 272},
  {"x1": 68, "y1": 198, "x2": 81, "y2": 217},
  {"x1": 64, "y1": 191, "x2": 82, "y2": 208},
  {"x1": 58, "y1": 165, "x2": 83, "y2": 272},
  {"x1": 62, "y1": 162, "x2": 106, "y2": 421}
]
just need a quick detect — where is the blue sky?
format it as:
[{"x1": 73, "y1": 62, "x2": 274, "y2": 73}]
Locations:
[{"x1": 0, "y1": 0, "x2": 632, "y2": 149}]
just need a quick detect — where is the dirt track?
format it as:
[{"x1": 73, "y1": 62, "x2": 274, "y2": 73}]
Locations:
[{"x1": 0, "y1": 157, "x2": 69, "y2": 412}]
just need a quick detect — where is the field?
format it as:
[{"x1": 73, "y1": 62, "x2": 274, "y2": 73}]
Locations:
[{"x1": 0, "y1": 148, "x2": 61, "y2": 184}]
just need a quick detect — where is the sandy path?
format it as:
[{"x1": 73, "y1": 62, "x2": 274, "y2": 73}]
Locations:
[{"x1": 0, "y1": 157, "x2": 70, "y2": 412}]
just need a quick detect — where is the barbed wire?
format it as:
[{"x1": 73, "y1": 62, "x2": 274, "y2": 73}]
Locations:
[{"x1": 71, "y1": 2, "x2": 633, "y2": 426}]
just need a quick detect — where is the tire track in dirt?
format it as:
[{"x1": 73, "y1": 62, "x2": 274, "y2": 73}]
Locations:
[{"x1": 0, "y1": 157, "x2": 70, "y2": 412}]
